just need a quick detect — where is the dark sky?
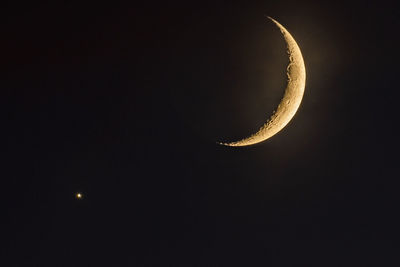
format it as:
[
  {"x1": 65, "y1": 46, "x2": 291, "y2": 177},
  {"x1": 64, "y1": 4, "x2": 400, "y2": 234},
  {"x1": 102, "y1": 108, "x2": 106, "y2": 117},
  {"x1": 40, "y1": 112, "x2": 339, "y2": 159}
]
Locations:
[{"x1": 2, "y1": 1, "x2": 399, "y2": 266}]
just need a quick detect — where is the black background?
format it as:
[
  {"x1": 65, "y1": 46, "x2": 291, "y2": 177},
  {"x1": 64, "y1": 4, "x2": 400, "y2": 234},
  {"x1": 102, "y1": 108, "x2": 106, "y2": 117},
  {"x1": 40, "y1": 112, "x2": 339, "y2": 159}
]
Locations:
[{"x1": 2, "y1": 1, "x2": 400, "y2": 266}]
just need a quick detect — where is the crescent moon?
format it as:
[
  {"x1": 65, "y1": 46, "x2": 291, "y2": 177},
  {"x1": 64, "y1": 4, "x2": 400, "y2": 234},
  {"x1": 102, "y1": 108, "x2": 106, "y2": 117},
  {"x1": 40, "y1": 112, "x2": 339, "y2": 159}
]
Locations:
[{"x1": 219, "y1": 17, "x2": 306, "y2": 147}]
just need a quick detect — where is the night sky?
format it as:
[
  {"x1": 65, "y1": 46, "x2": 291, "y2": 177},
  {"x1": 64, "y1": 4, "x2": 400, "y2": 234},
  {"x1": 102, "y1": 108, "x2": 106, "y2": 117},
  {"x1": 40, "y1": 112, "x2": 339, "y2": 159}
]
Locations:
[{"x1": 2, "y1": 1, "x2": 400, "y2": 266}]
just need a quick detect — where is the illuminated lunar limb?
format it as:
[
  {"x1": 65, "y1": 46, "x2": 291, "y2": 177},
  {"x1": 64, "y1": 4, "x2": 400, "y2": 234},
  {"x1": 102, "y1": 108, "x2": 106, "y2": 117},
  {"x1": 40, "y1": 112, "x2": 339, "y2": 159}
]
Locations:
[{"x1": 219, "y1": 17, "x2": 306, "y2": 147}]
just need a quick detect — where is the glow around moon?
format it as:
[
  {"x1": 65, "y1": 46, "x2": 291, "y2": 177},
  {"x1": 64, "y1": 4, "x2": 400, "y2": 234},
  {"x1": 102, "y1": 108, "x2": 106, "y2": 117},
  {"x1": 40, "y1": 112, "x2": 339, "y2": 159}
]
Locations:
[{"x1": 219, "y1": 17, "x2": 306, "y2": 147}]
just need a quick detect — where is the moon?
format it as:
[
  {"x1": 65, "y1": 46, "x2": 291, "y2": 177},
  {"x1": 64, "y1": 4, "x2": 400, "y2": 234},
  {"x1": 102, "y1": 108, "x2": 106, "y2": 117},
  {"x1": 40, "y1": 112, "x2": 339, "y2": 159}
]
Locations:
[{"x1": 219, "y1": 17, "x2": 306, "y2": 147}]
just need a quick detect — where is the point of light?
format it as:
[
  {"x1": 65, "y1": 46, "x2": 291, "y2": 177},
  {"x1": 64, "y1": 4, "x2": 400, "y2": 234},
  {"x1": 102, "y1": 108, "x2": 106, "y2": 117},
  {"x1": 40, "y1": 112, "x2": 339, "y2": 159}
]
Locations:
[{"x1": 76, "y1": 193, "x2": 83, "y2": 199}]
